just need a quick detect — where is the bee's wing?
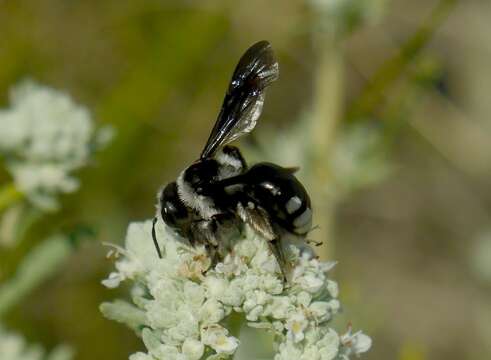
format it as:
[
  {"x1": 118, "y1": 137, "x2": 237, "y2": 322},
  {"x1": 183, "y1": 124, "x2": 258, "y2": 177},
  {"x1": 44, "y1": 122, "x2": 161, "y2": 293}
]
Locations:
[
  {"x1": 236, "y1": 201, "x2": 287, "y2": 280},
  {"x1": 200, "y1": 41, "x2": 279, "y2": 159},
  {"x1": 236, "y1": 202, "x2": 276, "y2": 241},
  {"x1": 217, "y1": 173, "x2": 276, "y2": 240}
]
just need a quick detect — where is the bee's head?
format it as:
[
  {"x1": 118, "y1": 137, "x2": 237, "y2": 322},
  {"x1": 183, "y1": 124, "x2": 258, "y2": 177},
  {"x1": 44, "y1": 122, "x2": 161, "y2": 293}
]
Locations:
[{"x1": 183, "y1": 159, "x2": 219, "y2": 194}]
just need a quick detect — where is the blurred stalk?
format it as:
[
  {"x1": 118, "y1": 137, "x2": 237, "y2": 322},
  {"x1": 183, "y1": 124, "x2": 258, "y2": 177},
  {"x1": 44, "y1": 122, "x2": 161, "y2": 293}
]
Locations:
[
  {"x1": 347, "y1": 0, "x2": 459, "y2": 121},
  {"x1": 309, "y1": 32, "x2": 344, "y2": 260},
  {"x1": 0, "y1": 182, "x2": 22, "y2": 213},
  {"x1": 0, "y1": 235, "x2": 73, "y2": 317}
]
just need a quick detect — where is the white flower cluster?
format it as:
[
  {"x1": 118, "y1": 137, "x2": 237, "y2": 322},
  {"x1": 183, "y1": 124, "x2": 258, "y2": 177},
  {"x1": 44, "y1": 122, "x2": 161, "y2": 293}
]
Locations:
[
  {"x1": 0, "y1": 80, "x2": 113, "y2": 210},
  {"x1": 101, "y1": 220, "x2": 371, "y2": 360},
  {"x1": 0, "y1": 324, "x2": 73, "y2": 360}
]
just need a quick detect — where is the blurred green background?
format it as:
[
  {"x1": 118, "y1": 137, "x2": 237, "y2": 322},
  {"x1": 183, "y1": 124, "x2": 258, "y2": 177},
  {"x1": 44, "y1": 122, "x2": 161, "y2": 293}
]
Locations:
[{"x1": 1, "y1": 0, "x2": 491, "y2": 359}]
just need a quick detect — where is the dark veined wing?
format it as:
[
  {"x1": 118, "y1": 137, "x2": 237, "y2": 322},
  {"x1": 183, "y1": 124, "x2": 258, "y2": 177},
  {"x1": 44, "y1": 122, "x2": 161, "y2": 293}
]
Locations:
[
  {"x1": 200, "y1": 41, "x2": 279, "y2": 159},
  {"x1": 236, "y1": 202, "x2": 288, "y2": 280},
  {"x1": 217, "y1": 174, "x2": 288, "y2": 279},
  {"x1": 236, "y1": 202, "x2": 276, "y2": 241},
  {"x1": 217, "y1": 172, "x2": 276, "y2": 240}
]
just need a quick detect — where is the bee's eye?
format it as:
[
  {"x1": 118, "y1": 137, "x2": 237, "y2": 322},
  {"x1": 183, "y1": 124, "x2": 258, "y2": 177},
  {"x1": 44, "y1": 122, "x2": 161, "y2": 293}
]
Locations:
[
  {"x1": 191, "y1": 174, "x2": 201, "y2": 185},
  {"x1": 160, "y1": 183, "x2": 190, "y2": 231}
]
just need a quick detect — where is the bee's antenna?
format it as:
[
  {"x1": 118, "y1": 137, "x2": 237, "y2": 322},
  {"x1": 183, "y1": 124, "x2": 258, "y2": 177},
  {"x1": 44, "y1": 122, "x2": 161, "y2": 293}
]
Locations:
[{"x1": 152, "y1": 217, "x2": 163, "y2": 259}]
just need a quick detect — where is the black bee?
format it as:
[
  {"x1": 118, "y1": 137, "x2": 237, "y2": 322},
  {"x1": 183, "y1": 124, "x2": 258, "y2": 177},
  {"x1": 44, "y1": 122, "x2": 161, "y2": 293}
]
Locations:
[{"x1": 153, "y1": 41, "x2": 312, "y2": 276}]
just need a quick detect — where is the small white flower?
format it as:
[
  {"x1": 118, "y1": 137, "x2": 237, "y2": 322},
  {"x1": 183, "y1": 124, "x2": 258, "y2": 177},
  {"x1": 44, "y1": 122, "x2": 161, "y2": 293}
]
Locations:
[
  {"x1": 327, "y1": 299, "x2": 341, "y2": 314},
  {"x1": 200, "y1": 299, "x2": 226, "y2": 324},
  {"x1": 286, "y1": 312, "x2": 309, "y2": 343},
  {"x1": 318, "y1": 329, "x2": 340, "y2": 359},
  {"x1": 275, "y1": 339, "x2": 303, "y2": 360},
  {"x1": 340, "y1": 328, "x2": 372, "y2": 356},
  {"x1": 326, "y1": 280, "x2": 339, "y2": 298},
  {"x1": 302, "y1": 328, "x2": 339, "y2": 360},
  {"x1": 295, "y1": 291, "x2": 312, "y2": 307},
  {"x1": 101, "y1": 272, "x2": 124, "y2": 288},
  {"x1": 309, "y1": 301, "x2": 331, "y2": 322},
  {"x1": 181, "y1": 338, "x2": 204, "y2": 360},
  {"x1": 246, "y1": 304, "x2": 265, "y2": 322},
  {"x1": 203, "y1": 276, "x2": 229, "y2": 299},
  {"x1": 129, "y1": 353, "x2": 156, "y2": 360},
  {"x1": 269, "y1": 296, "x2": 294, "y2": 319},
  {"x1": 201, "y1": 325, "x2": 239, "y2": 355},
  {"x1": 219, "y1": 279, "x2": 244, "y2": 307}
]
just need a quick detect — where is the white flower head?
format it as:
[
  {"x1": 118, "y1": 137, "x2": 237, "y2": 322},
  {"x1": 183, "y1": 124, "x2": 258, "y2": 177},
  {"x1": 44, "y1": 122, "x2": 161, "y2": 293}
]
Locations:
[
  {"x1": 0, "y1": 324, "x2": 74, "y2": 360},
  {"x1": 0, "y1": 80, "x2": 113, "y2": 210},
  {"x1": 101, "y1": 220, "x2": 371, "y2": 359}
]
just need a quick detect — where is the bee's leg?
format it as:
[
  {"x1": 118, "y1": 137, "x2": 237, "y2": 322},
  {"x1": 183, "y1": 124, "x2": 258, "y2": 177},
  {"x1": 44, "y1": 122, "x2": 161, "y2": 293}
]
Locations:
[
  {"x1": 194, "y1": 220, "x2": 218, "y2": 246},
  {"x1": 205, "y1": 219, "x2": 222, "y2": 267},
  {"x1": 152, "y1": 217, "x2": 163, "y2": 259},
  {"x1": 188, "y1": 219, "x2": 220, "y2": 266},
  {"x1": 306, "y1": 225, "x2": 322, "y2": 246},
  {"x1": 188, "y1": 220, "x2": 206, "y2": 247},
  {"x1": 210, "y1": 213, "x2": 241, "y2": 255},
  {"x1": 206, "y1": 243, "x2": 221, "y2": 268},
  {"x1": 306, "y1": 238, "x2": 323, "y2": 247}
]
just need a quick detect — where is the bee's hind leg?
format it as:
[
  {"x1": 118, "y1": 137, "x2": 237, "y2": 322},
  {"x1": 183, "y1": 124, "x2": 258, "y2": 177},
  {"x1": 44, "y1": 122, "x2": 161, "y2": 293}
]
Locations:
[
  {"x1": 189, "y1": 219, "x2": 221, "y2": 267},
  {"x1": 205, "y1": 244, "x2": 221, "y2": 268},
  {"x1": 211, "y1": 213, "x2": 242, "y2": 255},
  {"x1": 268, "y1": 238, "x2": 289, "y2": 283}
]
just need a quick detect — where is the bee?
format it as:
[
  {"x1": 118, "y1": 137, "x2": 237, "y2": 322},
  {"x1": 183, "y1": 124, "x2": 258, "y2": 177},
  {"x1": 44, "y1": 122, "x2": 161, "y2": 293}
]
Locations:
[{"x1": 153, "y1": 41, "x2": 312, "y2": 277}]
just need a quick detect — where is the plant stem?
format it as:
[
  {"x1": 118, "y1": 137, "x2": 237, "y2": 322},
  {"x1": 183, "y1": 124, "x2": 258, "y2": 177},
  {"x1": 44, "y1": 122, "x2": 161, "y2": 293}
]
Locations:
[
  {"x1": 347, "y1": 0, "x2": 459, "y2": 121},
  {"x1": 226, "y1": 311, "x2": 244, "y2": 340},
  {"x1": 0, "y1": 182, "x2": 23, "y2": 212},
  {"x1": 309, "y1": 31, "x2": 344, "y2": 260}
]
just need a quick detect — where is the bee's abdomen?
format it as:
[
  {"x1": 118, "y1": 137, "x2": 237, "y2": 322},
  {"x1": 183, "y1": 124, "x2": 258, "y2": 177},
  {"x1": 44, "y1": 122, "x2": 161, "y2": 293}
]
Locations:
[
  {"x1": 245, "y1": 162, "x2": 312, "y2": 236},
  {"x1": 284, "y1": 196, "x2": 312, "y2": 235}
]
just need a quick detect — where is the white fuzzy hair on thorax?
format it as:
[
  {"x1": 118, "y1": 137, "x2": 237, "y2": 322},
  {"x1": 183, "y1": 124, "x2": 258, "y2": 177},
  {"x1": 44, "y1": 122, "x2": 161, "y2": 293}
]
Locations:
[{"x1": 176, "y1": 170, "x2": 220, "y2": 219}]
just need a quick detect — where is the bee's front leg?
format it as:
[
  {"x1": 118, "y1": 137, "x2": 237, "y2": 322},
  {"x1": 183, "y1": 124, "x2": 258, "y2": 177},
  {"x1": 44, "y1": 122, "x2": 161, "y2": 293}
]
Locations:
[
  {"x1": 188, "y1": 213, "x2": 241, "y2": 266},
  {"x1": 210, "y1": 213, "x2": 243, "y2": 256}
]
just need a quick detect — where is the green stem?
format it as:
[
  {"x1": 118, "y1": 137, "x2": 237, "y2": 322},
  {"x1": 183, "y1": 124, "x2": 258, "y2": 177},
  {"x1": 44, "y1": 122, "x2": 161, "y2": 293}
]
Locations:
[
  {"x1": 0, "y1": 235, "x2": 73, "y2": 317},
  {"x1": 347, "y1": 0, "x2": 459, "y2": 121},
  {"x1": 0, "y1": 182, "x2": 23, "y2": 212},
  {"x1": 226, "y1": 311, "x2": 244, "y2": 340}
]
